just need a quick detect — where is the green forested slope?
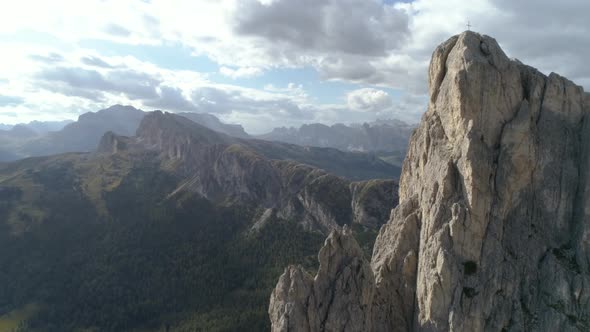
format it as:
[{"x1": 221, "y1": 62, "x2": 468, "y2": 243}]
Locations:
[{"x1": 0, "y1": 156, "x2": 324, "y2": 331}]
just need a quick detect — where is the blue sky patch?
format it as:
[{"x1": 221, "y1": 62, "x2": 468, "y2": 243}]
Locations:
[{"x1": 0, "y1": 95, "x2": 25, "y2": 107}]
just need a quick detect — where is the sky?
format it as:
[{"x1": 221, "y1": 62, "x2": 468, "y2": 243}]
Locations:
[{"x1": 0, "y1": 0, "x2": 589, "y2": 134}]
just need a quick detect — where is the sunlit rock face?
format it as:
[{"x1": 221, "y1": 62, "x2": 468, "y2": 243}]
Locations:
[
  {"x1": 269, "y1": 226, "x2": 375, "y2": 332},
  {"x1": 269, "y1": 31, "x2": 590, "y2": 331}
]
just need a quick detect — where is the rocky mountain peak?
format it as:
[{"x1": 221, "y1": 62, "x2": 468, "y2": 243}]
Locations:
[
  {"x1": 269, "y1": 30, "x2": 590, "y2": 331},
  {"x1": 77, "y1": 104, "x2": 143, "y2": 122},
  {"x1": 136, "y1": 111, "x2": 234, "y2": 159},
  {"x1": 8, "y1": 124, "x2": 38, "y2": 138}
]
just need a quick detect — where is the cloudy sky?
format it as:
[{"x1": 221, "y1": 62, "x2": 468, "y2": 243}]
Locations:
[{"x1": 0, "y1": 0, "x2": 588, "y2": 134}]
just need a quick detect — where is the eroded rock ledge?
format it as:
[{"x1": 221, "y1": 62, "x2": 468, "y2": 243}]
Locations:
[{"x1": 269, "y1": 31, "x2": 590, "y2": 331}]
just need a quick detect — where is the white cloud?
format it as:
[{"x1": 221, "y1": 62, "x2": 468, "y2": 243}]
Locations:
[
  {"x1": 263, "y1": 83, "x2": 308, "y2": 100},
  {"x1": 347, "y1": 88, "x2": 393, "y2": 112},
  {"x1": 219, "y1": 66, "x2": 263, "y2": 79},
  {"x1": 1, "y1": 0, "x2": 590, "y2": 131}
]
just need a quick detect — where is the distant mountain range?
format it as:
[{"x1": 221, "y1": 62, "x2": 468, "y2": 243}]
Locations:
[
  {"x1": 0, "y1": 109, "x2": 398, "y2": 330},
  {"x1": 0, "y1": 120, "x2": 73, "y2": 133},
  {"x1": 0, "y1": 105, "x2": 250, "y2": 162},
  {"x1": 0, "y1": 105, "x2": 413, "y2": 172},
  {"x1": 258, "y1": 120, "x2": 415, "y2": 167}
]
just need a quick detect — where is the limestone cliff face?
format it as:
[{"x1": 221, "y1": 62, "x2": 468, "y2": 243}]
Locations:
[{"x1": 269, "y1": 31, "x2": 590, "y2": 331}]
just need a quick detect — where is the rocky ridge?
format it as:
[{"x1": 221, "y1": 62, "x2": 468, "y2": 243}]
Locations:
[
  {"x1": 269, "y1": 31, "x2": 590, "y2": 331},
  {"x1": 0, "y1": 105, "x2": 250, "y2": 162},
  {"x1": 100, "y1": 111, "x2": 399, "y2": 234},
  {"x1": 258, "y1": 120, "x2": 414, "y2": 154}
]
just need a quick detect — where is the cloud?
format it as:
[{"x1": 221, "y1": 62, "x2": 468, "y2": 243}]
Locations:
[
  {"x1": 375, "y1": 92, "x2": 427, "y2": 124},
  {"x1": 37, "y1": 66, "x2": 160, "y2": 100},
  {"x1": 39, "y1": 67, "x2": 111, "y2": 90},
  {"x1": 81, "y1": 56, "x2": 116, "y2": 68},
  {"x1": 209, "y1": 0, "x2": 412, "y2": 87},
  {"x1": 347, "y1": 88, "x2": 393, "y2": 112},
  {"x1": 144, "y1": 86, "x2": 196, "y2": 112},
  {"x1": 38, "y1": 81, "x2": 106, "y2": 102},
  {"x1": 0, "y1": 95, "x2": 25, "y2": 107},
  {"x1": 190, "y1": 86, "x2": 306, "y2": 117},
  {"x1": 472, "y1": 0, "x2": 590, "y2": 84},
  {"x1": 2, "y1": 0, "x2": 590, "y2": 131},
  {"x1": 104, "y1": 23, "x2": 132, "y2": 37},
  {"x1": 106, "y1": 69, "x2": 161, "y2": 99},
  {"x1": 29, "y1": 52, "x2": 64, "y2": 64},
  {"x1": 219, "y1": 66, "x2": 263, "y2": 79},
  {"x1": 234, "y1": 0, "x2": 409, "y2": 56},
  {"x1": 263, "y1": 83, "x2": 308, "y2": 100}
]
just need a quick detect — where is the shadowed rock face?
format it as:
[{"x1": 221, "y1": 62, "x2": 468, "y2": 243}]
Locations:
[{"x1": 269, "y1": 31, "x2": 590, "y2": 331}]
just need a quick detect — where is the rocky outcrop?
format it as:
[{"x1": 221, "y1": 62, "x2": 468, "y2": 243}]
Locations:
[
  {"x1": 96, "y1": 131, "x2": 131, "y2": 154},
  {"x1": 269, "y1": 226, "x2": 375, "y2": 332},
  {"x1": 137, "y1": 110, "x2": 234, "y2": 160},
  {"x1": 350, "y1": 179, "x2": 397, "y2": 228},
  {"x1": 269, "y1": 31, "x2": 590, "y2": 331}
]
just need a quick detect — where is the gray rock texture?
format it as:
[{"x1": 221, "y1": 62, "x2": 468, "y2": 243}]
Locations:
[
  {"x1": 269, "y1": 226, "x2": 375, "y2": 332},
  {"x1": 350, "y1": 179, "x2": 398, "y2": 228},
  {"x1": 269, "y1": 31, "x2": 590, "y2": 331}
]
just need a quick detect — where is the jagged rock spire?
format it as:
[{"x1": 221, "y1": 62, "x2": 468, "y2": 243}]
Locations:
[
  {"x1": 269, "y1": 31, "x2": 590, "y2": 331},
  {"x1": 269, "y1": 225, "x2": 375, "y2": 331}
]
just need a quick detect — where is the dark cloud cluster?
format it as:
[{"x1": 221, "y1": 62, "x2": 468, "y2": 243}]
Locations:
[
  {"x1": 37, "y1": 66, "x2": 160, "y2": 100},
  {"x1": 143, "y1": 83, "x2": 310, "y2": 120},
  {"x1": 467, "y1": 0, "x2": 590, "y2": 88},
  {"x1": 231, "y1": 0, "x2": 410, "y2": 86},
  {"x1": 235, "y1": 0, "x2": 408, "y2": 56},
  {"x1": 317, "y1": 54, "x2": 411, "y2": 86},
  {"x1": 32, "y1": 57, "x2": 310, "y2": 128},
  {"x1": 39, "y1": 81, "x2": 106, "y2": 102}
]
